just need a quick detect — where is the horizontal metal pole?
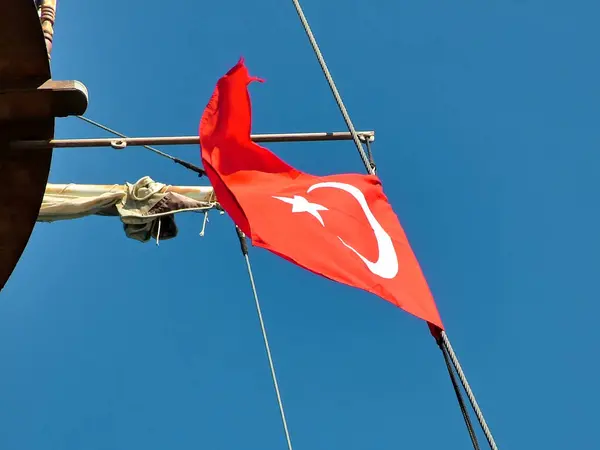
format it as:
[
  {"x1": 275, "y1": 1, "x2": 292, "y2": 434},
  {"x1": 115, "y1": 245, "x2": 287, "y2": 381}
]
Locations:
[{"x1": 10, "y1": 131, "x2": 375, "y2": 150}]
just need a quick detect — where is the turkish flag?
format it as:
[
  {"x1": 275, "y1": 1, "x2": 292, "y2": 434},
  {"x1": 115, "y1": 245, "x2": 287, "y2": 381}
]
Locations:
[{"x1": 200, "y1": 59, "x2": 443, "y2": 330}]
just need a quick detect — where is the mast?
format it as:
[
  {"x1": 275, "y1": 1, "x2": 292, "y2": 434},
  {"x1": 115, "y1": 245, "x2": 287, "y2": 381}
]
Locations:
[
  {"x1": 0, "y1": 0, "x2": 88, "y2": 291},
  {"x1": 39, "y1": 0, "x2": 57, "y2": 59}
]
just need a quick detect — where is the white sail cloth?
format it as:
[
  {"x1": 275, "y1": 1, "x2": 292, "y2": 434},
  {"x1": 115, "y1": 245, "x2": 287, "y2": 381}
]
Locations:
[{"x1": 38, "y1": 176, "x2": 217, "y2": 242}]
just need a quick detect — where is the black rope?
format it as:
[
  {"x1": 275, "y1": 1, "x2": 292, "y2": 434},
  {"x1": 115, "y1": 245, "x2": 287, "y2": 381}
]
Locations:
[
  {"x1": 235, "y1": 225, "x2": 249, "y2": 256},
  {"x1": 364, "y1": 138, "x2": 376, "y2": 173},
  {"x1": 438, "y1": 339, "x2": 482, "y2": 450},
  {"x1": 76, "y1": 115, "x2": 206, "y2": 177},
  {"x1": 169, "y1": 157, "x2": 206, "y2": 177}
]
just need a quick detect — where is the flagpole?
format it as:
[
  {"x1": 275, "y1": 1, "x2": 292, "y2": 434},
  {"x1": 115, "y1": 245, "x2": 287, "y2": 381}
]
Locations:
[
  {"x1": 235, "y1": 226, "x2": 295, "y2": 450},
  {"x1": 287, "y1": 0, "x2": 499, "y2": 447}
]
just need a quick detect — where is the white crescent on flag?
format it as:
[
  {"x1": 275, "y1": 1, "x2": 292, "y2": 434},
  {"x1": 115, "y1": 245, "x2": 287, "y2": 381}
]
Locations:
[{"x1": 273, "y1": 182, "x2": 399, "y2": 279}]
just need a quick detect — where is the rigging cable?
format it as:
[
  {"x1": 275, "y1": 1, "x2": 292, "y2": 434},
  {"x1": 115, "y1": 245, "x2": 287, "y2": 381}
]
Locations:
[
  {"x1": 439, "y1": 338, "x2": 481, "y2": 450},
  {"x1": 289, "y1": 0, "x2": 375, "y2": 174},
  {"x1": 441, "y1": 331, "x2": 498, "y2": 449},
  {"x1": 288, "y1": 0, "x2": 498, "y2": 448},
  {"x1": 75, "y1": 115, "x2": 206, "y2": 177},
  {"x1": 235, "y1": 227, "x2": 295, "y2": 450},
  {"x1": 77, "y1": 115, "x2": 294, "y2": 446}
]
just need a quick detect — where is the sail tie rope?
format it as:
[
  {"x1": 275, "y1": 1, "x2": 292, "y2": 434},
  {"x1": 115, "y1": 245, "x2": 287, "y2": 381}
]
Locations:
[
  {"x1": 156, "y1": 217, "x2": 161, "y2": 246},
  {"x1": 199, "y1": 213, "x2": 209, "y2": 237}
]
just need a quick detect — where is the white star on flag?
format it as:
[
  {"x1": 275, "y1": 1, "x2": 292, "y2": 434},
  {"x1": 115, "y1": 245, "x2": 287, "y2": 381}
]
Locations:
[{"x1": 273, "y1": 195, "x2": 328, "y2": 226}]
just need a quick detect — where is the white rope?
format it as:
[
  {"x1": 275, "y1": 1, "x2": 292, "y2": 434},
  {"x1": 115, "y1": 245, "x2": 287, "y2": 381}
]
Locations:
[{"x1": 242, "y1": 252, "x2": 294, "y2": 450}]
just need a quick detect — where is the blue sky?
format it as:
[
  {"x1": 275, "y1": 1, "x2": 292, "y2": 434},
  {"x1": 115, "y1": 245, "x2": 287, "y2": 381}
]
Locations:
[{"x1": 1, "y1": 0, "x2": 598, "y2": 448}]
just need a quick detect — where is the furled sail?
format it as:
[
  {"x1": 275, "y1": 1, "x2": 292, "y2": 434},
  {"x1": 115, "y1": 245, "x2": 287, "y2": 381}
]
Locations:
[{"x1": 39, "y1": 176, "x2": 217, "y2": 242}]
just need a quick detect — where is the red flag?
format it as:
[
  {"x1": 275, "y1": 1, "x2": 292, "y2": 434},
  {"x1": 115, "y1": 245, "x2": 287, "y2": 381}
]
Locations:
[{"x1": 200, "y1": 59, "x2": 443, "y2": 330}]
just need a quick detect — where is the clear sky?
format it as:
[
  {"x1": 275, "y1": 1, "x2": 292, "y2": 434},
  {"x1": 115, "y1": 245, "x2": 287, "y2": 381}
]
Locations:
[{"x1": 1, "y1": 1, "x2": 598, "y2": 448}]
